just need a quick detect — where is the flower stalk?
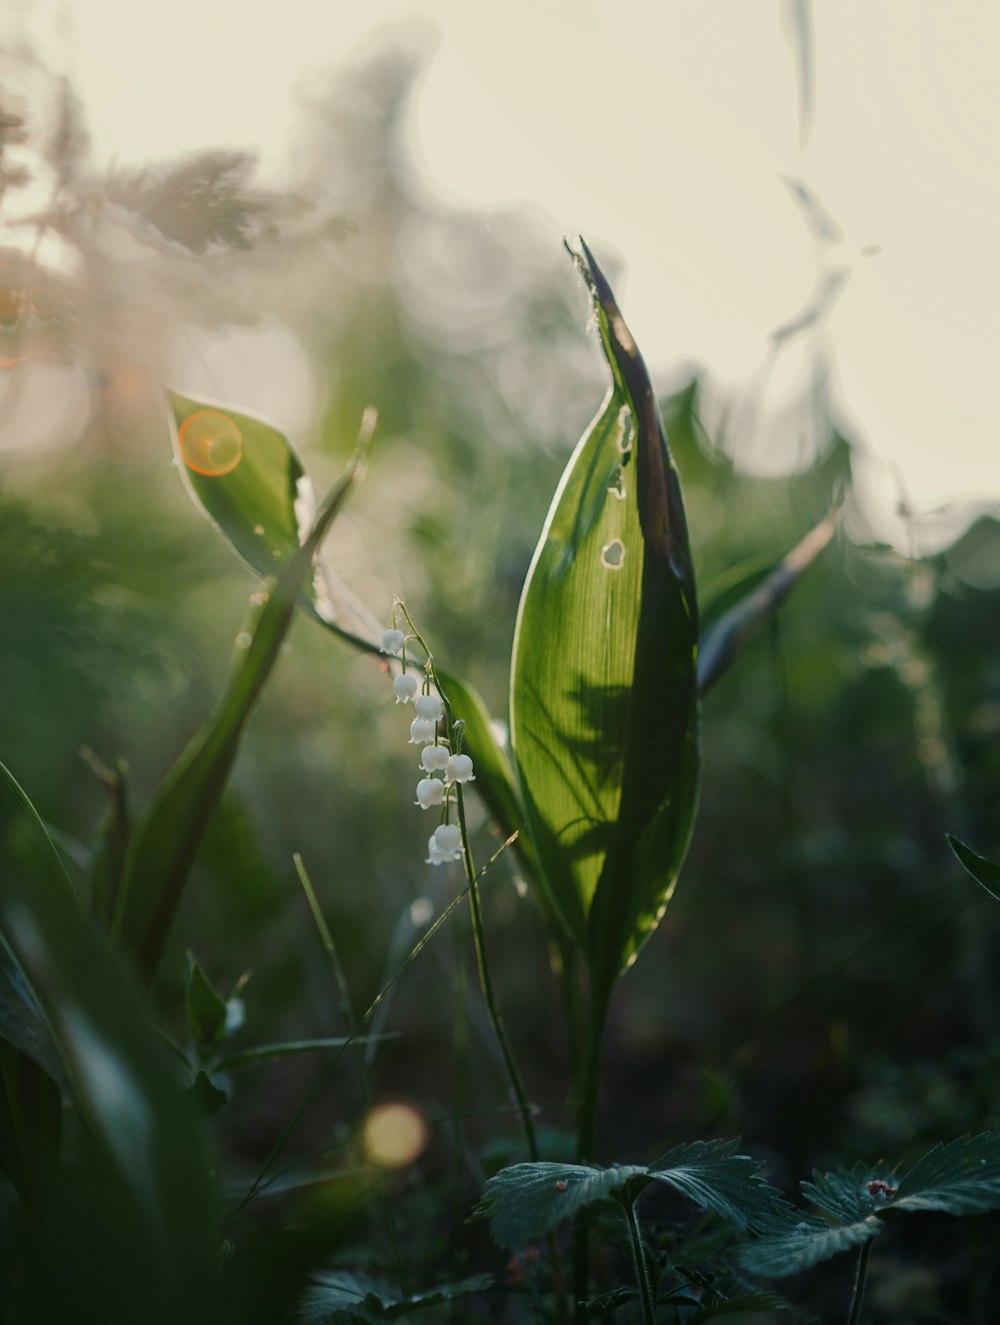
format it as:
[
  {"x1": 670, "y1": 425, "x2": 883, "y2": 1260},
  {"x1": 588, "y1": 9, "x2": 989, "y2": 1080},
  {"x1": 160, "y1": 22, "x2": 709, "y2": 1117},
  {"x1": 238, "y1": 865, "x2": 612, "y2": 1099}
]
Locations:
[{"x1": 385, "y1": 601, "x2": 538, "y2": 1163}]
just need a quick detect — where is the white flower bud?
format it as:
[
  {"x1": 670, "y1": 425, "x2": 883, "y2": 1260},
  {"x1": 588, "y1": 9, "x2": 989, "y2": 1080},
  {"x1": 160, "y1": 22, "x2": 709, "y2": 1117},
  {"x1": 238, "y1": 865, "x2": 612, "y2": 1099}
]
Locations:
[
  {"x1": 414, "y1": 693, "x2": 443, "y2": 722},
  {"x1": 414, "y1": 778, "x2": 445, "y2": 809},
  {"x1": 426, "y1": 823, "x2": 462, "y2": 865},
  {"x1": 380, "y1": 628, "x2": 405, "y2": 656},
  {"x1": 393, "y1": 674, "x2": 418, "y2": 704},
  {"x1": 420, "y1": 744, "x2": 450, "y2": 773},
  {"x1": 445, "y1": 753, "x2": 475, "y2": 785},
  {"x1": 409, "y1": 717, "x2": 437, "y2": 745}
]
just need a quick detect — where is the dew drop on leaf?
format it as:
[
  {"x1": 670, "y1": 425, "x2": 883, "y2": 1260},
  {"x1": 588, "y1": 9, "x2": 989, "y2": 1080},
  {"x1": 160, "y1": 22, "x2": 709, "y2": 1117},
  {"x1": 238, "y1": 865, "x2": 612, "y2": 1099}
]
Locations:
[
  {"x1": 235, "y1": 632, "x2": 252, "y2": 650},
  {"x1": 177, "y1": 409, "x2": 243, "y2": 476}
]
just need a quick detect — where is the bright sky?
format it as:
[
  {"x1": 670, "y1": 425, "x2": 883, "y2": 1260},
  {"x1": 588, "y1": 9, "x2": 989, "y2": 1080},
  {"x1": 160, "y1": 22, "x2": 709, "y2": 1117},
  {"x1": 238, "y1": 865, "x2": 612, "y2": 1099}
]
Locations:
[{"x1": 11, "y1": 0, "x2": 1000, "y2": 553}]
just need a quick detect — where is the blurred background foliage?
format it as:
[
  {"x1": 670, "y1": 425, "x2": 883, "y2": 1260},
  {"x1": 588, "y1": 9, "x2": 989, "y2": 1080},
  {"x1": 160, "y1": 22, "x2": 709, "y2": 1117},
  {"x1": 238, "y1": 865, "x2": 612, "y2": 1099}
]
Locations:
[{"x1": 2, "y1": 39, "x2": 1000, "y2": 1318}]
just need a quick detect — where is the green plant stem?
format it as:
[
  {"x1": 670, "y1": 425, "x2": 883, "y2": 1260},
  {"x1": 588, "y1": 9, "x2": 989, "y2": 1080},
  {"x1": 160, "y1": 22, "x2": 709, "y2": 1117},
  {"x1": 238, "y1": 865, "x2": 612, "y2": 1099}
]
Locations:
[
  {"x1": 573, "y1": 985, "x2": 613, "y2": 1322},
  {"x1": 576, "y1": 986, "x2": 611, "y2": 1164},
  {"x1": 847, "y1": 1240, "x2": 872, "y2": 1325},
  {"x1": 455, "y1": 785, "x2": 538, "y2": 1163},
  {"x1": 623, "y1": 1198, "x2": 656, "y2": 1325}
]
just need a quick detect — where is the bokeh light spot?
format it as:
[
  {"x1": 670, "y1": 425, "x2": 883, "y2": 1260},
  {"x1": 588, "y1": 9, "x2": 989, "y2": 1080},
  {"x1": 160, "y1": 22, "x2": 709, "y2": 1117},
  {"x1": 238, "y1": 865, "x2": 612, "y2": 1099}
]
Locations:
[
  {"x1": 178, "y1": 409, "x2": 243, "y2": 476},
  {"x1": 362, "y1": 1102, "x2": 428, "y2": 1169}
]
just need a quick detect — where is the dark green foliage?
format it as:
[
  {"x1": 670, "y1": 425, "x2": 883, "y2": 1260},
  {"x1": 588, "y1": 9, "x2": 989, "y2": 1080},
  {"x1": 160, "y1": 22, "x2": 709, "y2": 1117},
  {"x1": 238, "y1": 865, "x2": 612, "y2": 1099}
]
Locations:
[
  {"x1": 948, "y1": 835, "x2": 1000, "y2": 903},
  {"x1": 742, "y1": 1133, "x2": 1000, "y2": 1278},
  {"x1": 0, "y1": 762, "x2": 218, "y2": 1320},
  {"x1": 297, "y1": 1270, "x2": 492, "y2": 1323},
  {"x1": 477, "y1": 1142, "x2": 784, "y2": 1248},
  {"x1": 186, "y1": 959, "x2": 228, "y2": 1050}
]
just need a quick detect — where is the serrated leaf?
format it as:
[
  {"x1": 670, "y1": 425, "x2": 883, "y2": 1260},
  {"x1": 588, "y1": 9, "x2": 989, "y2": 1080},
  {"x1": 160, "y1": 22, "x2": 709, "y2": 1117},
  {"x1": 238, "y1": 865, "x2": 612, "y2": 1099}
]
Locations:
[
  {"x1": 800, "y1": 1162, "x2": 899, "y2": 1224},
  {"x1": 477, "y1": 1162, "x2": 650, "y2": 1246},
  {"x1": 743, "y1": 1137, "x2": 1000, "y2": 1279},
  {"x1": 648, "y1": 1140, "x2": 788, "y2": 1231},
  {"x1": 697, "y1": 508, "x2": 838, "y2": 695},
  {"x1": 740, "y1": 1211, "x2": 879, "y2": 1277},
  {"x1": 739, "y1": 1161, "x2": 894, "y2": 1277},
  {"x1": 510, "y1": 242, "x2": 700, "y2": 990},
  {"x1": 185, "y1": 961, "x2": 228, "y2": 1049},
  {"x1": 892, "y1": 1132, "x2": 1000, "y2": 1216},
  {"x1": 113, "y1": 445, "x2": 365, "y2": 980},
  {"x1": 298, "y1": 1270, "x2": 492, "y2": 1324},
  {"x1": 477, "y1": 1142, "x2": 780, "y2": 1248},
  {"x1": 169, "y1": 390, "x2": 381, "y2": 651},
  {"x1": 948, "y1": 835, "x2": 1000, "y2": 903}
]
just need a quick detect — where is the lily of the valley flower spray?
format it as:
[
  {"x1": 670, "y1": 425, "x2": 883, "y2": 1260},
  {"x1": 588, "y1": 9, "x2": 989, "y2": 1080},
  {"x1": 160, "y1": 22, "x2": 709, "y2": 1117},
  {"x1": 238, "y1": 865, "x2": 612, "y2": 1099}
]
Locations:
[
  {"x1": 380, "y1": 607, "x2": 476, "y2": 868},
  {"x1": 379, "y1": 601, "x2": 538, "y2": 1161}
]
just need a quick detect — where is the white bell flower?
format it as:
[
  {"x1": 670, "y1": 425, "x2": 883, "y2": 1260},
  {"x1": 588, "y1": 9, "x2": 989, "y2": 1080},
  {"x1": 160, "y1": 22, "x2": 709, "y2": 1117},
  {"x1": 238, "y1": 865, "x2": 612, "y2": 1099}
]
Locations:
[
  {"x1": 426, "y1": 823, "x2": 462, "y2": 865},
  {"x1": 445, "y1": 754, "x2": 475, "y2": 785},
  {"x1": 414, "y1": 693, "x2": 443, "y2": 723},
  {"x1": 393, "y1": 674, "x2": 418, "y2": 704},
  {"x1": 409, "y1": 717, "x2": 437, "y2": 745},
  {"x1": 414, "y1": 778, "x2": 445, "y2": 809},
  {"x1": 420, "y1": 744, "x2": 450, "y2": 773},
  {"x1": 380, "y1": 628, "x2": 405, "y2": 656}
]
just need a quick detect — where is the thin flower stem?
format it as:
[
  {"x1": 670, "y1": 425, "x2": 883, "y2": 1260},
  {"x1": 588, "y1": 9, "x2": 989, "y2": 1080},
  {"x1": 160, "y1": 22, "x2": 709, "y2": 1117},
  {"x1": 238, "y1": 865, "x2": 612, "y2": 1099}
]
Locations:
[
  {"x1": 847, "y1": 1240, "x2": 872, "y2": 1325},
  {"x1": 293, "y1": 853, "x2": 408, "y2": 1295},
  {"x1": 224, "y1": 841, "x2": 518, "y2": 1234},
  {"x1": 624, "y1": 1198, "x2": 656, "y2": 1325},
  {"x1": 455, "y1": 784, "x2": 538, "y2": 1162},
  {"x1": 392, "y1": 610, "x2": 536, "y2": 1161}
]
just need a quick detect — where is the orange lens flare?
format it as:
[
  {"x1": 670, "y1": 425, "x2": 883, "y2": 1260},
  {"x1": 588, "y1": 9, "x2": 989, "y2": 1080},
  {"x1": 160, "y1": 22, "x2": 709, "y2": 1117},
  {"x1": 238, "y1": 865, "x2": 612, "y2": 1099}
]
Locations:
[{"x1": 177, "y1": 409, "x2": 243, "y2": 476}]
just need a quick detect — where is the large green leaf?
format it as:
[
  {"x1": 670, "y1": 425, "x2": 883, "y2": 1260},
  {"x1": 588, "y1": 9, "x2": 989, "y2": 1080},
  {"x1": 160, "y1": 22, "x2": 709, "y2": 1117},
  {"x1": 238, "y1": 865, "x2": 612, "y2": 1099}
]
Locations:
[
  {"x1": 114, "y1": 445, "x2": 366, "y2": 980},
  {"x1": 169, "y1": 389, "x2": 382, "y2": 652},
  {"x1": 509, "y1": 242, "x2": 700, "y2": 990},
  {"x1": 0, "y1": 761, "x2": 217, "y2": 1317},
  {"x1": 477, "y1": 1141, "x2": 782, "y2": 1248},
  {"x1": 948, "y1": 834, "x2": 1000, "y2": 904}
]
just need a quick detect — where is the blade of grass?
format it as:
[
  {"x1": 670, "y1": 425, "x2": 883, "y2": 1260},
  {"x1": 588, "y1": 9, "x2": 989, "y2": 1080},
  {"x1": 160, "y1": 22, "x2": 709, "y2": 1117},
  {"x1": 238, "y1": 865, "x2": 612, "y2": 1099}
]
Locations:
[{"x1": 224, "y1": 831, "x2": 519, "y2": 1232}]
